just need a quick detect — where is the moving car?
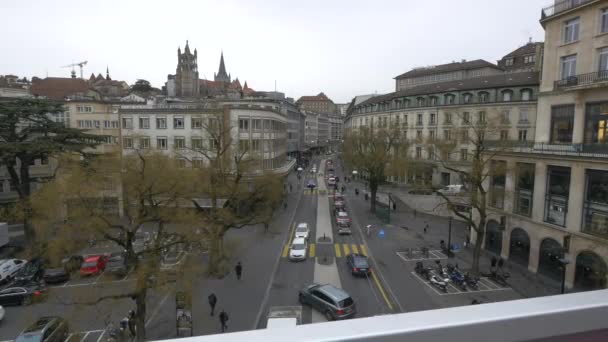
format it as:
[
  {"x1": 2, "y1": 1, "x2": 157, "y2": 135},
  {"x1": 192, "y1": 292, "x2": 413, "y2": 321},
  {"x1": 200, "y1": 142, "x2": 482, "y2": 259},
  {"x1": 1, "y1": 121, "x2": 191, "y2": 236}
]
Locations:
[
  {"x1": 16, "y1": 317, "x2": 69, "y2": 342},
  {"x1": 294, "y1": 223, "x2": 310, "y2": 240},
  {"x1": 289, "y1": 237, "x2": 308, "y2": 261},
  {"x1": 105, "y1": 253, "x2": 128, "y2": 277},
  {"x1": 79, "y1": 255, "x2": 109, "y2": 276},
  {"x1": 14, "y1": 258, "x2": 44, "y2": 284},
  {"x1": 328, "y1": 177, "x2": 336, "y2": 186},
  {"x1": 307, "y1": 180, "x2": 317, "y2": 190},
  {"x1": 0, "y1": 259, "x2": 27, "y2": 283},
  {"x1": 42, "y1": 268, "x2": 70, "y2": 284},
  {"x1": 299, "y1": 283, "x2": 356, "y2": 320},
  {"x1": 334, "y1": 193, "x2": 345, "y2": 202},
  {"x1": 346, "y1": 254, "x2": 371, "y2": 276},
  {"x1": 436, "y1": 184, "x2": 465, "y2": 195},
  {"x1": 0, "y1": 283, "x2": 47, "y2": 306},
  {"x1": 335, "y1": 211, "x2": 351, "y2": 227}
]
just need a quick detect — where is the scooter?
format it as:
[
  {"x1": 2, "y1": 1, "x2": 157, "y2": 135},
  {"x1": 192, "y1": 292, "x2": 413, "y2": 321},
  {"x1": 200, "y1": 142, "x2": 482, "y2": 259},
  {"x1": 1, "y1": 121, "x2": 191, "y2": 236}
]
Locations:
[
  {"x1": 429, "y1": 271, "x2": 448, "y2": 292},
  {"x1": 449, "y1": 270, "x2": 467, "y2": 291},
  {"x1": 415, "y1": 262, "x2": 433, "y2": 280},
  {"x1": 465, "y1": 273, "x2": 480, "y2": 290}
]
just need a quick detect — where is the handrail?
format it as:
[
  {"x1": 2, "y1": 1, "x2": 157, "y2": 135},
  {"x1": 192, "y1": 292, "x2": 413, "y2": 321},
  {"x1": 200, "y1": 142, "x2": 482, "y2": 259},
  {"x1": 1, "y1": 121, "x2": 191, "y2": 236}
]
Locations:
[{"x1": 542, "y1": 0, "x2": 596, "y2": 19}]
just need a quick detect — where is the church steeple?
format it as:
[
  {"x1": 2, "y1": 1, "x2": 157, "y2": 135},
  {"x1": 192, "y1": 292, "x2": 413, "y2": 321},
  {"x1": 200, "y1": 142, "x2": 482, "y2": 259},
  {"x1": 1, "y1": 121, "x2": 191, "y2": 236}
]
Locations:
[
  {"x1": 185, "y1": 40, "x2": 190, "y2": 54},
  {"x1": 214, "y1": 51, "x2": 231, "y2": 84},
  {"x1": 106, "y1": 66, "x2": 111, "y2": 80}
]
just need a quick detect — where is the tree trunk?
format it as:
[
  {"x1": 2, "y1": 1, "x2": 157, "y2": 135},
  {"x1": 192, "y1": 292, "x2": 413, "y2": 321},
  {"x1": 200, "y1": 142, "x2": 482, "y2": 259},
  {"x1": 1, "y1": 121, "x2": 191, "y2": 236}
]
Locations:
[
  {"x1": 471, "y1": 229, "x2": 484, "y2": 275},
  {"x1": 369, "y1": 181, "x2": 378, "y2": 214},
  {"x1": 208, "y1": 229, "x2": 226, "y2": 277},
  {"x1": 19, "y1": 159, "x2": 35, "y2": 242},
  {"x1": 135, "y1": 288, "x2": 147, "y2": 342}
]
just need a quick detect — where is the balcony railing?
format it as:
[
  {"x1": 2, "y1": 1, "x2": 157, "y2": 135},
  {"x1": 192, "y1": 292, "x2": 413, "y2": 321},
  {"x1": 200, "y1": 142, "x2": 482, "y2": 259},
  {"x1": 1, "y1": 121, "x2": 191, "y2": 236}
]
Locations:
[
  {"x1": 554, "y1": 71, "x2": 608, "y2": 90},
  {"x1": 542, "y1": 0, "x2": 595, "y2": 19},
  {"x1": 486, "y1": 141, "x2": 608, "y2": 157}
]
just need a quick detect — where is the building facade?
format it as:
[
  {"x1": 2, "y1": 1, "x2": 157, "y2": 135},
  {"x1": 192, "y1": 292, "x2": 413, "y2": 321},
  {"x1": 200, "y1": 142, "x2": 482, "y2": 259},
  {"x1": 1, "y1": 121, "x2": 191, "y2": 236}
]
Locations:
[
  {"x1": 483, "y1": 0, "x2": 608, "y2": 292},
  {"x1": 296, "y1": 92, "x2": 338, "y2": 114}
]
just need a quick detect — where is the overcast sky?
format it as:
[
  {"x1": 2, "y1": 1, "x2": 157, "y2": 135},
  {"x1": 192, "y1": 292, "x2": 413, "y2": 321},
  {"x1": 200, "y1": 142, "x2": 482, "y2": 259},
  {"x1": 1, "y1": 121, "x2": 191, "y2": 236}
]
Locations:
[{"x1": 1, "y1": 0, "x2": 545, "y2": 103}]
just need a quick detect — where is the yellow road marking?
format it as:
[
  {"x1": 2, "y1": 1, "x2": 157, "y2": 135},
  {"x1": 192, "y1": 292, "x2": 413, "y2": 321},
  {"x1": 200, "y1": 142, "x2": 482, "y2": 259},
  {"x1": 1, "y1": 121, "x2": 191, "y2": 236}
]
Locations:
[
  {"x1": 309, "y1": 243, "x2": 315, "y2": 258},
  {"x1": 343, "y1": 244, "x2": 350, "y2": 256},
  {"x1": 334, "y1": 244, "x2": 342, "y2": 258},
  {"x1": 282, "y1": 222, "x2": 297, "y2": 258},
  {"x1": 351, "y1": 244, "x2": 359, "y2": 254},
  {"x1": 360, "y1": 245, "x2": 368, "y2": 256},
  {"x1": 282, "y1": 246, "x2": 289, "y2": 258},
  {"x1": 371, "y1": 270, "x2": 394, "y2": 311}
]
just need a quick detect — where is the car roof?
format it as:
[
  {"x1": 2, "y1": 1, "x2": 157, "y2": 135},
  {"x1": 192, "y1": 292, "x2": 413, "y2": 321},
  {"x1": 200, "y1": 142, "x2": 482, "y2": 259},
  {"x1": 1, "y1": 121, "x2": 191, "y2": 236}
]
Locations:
[
  {"x1": 84, "y1": 255, "x2": 101, "y2": 262},
  {"x1": 338, "y1": 212, "x2": 348, "y2": 216},
  {"x1": 292, "y1": 237, "x2": 306, "y2": 244},
  {"x1": 297, "y1": 223, "x2": 308, "y2": 228},
  {"x1": 351, "y1": 253, "x2": 368, "y2": 260},
  {"x1": 318, "y1": 284, "x2": 350, "y2": 301},
  {"x1": 23, "y1": 317, "x2": 61, "y2": 333}
]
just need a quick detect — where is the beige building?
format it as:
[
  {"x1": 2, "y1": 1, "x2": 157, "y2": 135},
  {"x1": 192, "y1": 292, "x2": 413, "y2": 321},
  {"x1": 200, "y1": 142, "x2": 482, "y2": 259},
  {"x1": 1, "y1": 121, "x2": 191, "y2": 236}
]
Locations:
[
  {"x1": 484, "y1": 0, "x2": 608, "y2": 292},
  {"x1": 296, "y1": 92, "x2": 338, "y2": 114},
  {"x1": 65, "y1": 101, "x2": 121, "y2": 154}
]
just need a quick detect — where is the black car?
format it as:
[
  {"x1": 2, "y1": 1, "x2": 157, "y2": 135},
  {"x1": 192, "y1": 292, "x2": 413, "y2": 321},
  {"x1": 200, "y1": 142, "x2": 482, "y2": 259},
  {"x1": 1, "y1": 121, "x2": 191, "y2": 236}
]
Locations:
[
  {"x1": 14, "y1": 258, "x2": 44, "y2": 284},
  {"x1": 16, "y1": 317, "x2": 69, "y2": 342},
  {"x1": 0, "y1": 283, "x2": 47, "y2": 306},
  {"x1": 42, "y1": 268, "x2": 70, "y2": 284},
  {"x1": 105, "y1": 254, "x2": 128, "y2": 277},
  {"x1": 346, "y1": 253, "x2": 371, "y2": 276}
]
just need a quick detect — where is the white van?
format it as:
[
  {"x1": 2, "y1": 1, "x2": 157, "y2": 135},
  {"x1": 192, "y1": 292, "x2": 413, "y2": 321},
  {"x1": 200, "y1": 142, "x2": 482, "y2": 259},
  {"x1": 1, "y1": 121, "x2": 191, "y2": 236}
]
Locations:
[{"x1": 437, "y1": 184, "x2": 465, "y2": 195}]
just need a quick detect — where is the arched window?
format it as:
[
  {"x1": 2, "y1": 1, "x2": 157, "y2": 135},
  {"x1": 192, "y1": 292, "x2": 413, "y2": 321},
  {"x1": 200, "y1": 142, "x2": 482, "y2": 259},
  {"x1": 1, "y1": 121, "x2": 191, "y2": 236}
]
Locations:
[
  {"x1": 478, "y1": 91, "x2": 490, "y2": 103},
  {"x1": 520, "y1": 88, "x2": 533, "y2": 101},
  {"x1": 502, "y1": 89, "x2": 513, "y2": 102},
  {"x1": 538, "y1": 238, "x2": 563, "y2": 281},
  {"x1": 509, "y1": 228, "x2": 530, "y2": 267},
  {"x1": 574, "y1": 251, "x2": 607, "y2": 291},
  {"x1": 462, "y1": 93, "x2": 473, "y2": 104},
  {"x1": 417, "y1": 97, "x2": 425, "y2": 107},
  {"x1": 444, "y1": 93, "x2": 455, "y2": 105},
  {"x1": 429, "y1": 96, "x2": 438, "y2": 106},
  {"x1": 484, "y1": 220, "x2": 503, "y2": 255}
]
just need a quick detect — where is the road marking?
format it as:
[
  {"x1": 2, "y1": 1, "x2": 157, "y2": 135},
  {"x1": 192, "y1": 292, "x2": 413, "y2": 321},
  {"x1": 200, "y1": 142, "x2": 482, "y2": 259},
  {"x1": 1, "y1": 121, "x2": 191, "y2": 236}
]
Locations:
[
  {"x1": 282, "y1": 246, "x2": 289, "y2": 258},
  {"x1": 146, "y1": 292, "x2": 170, "y2": 327},
  {"x1": 371, "y1": 270, "x2": 393, "y2": 310},
  {"x1": 343, "y1": 244, "x2": 350, "y2": 256},
  {"x1": 81, "y1": 332, "x2": 91, "y2": 341},
  {"x1": 281, "y1": 222, "x2": 297, "y2": 258},
  {"x1": 334, "y1": 244, "x2": 342, "y2": 258},
  {"x1": 351, "y1": 244, "x2": 359, "y2": 254},
  {"x1": 409, "y1": 271, "x2": 513, "y2": 296},
  {"x1": 309, "y1": 243, "x2": 315, "y2": 258},
  {"x1": 95, "y1": 331, "x2": 106, "y2": 342},
  {"x1": 360, "y1": 245, "x2": 368, "y2": 256}
]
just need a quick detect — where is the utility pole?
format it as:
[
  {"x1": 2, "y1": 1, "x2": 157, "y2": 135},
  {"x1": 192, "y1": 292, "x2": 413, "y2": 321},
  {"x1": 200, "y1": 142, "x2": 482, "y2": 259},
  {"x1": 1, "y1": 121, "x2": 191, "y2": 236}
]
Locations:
[{"x1": 447, "y1": 216, "x2": 453, "y2": 258}]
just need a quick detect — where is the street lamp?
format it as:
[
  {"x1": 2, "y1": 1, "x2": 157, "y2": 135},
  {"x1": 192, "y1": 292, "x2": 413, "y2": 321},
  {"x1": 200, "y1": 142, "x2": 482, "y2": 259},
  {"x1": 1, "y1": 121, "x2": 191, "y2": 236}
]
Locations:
[
  {"x1": 447, "y1": 216, "x2": 453, "y2": 258},
  {"x1": 387, "y1": 192, "x2": 392, "y2": 224},
  {"x1": 559, "y1": 257, "x2": 571, "y2": 294}
]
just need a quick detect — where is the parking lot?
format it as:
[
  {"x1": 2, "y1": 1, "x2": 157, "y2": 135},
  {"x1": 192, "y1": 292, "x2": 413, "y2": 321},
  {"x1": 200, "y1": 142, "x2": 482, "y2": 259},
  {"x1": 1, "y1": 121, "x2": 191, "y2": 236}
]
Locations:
[
  {"x1": 409, "y1": 271, "x2": 514, "y2": 296},
  {"x1": 1, "y1": 329, "x2": 112, "y2": 342},
  {"x1": 396, "y1": 249, "x2": 447, "y2": 261}
]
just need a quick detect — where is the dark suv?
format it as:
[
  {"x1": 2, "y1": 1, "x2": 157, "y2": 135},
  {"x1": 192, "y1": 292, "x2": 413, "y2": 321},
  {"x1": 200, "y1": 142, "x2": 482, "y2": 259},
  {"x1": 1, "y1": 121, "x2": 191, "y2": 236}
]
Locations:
[
  {"x1": 299, "y1": 283, "x2": 356, "y2": 320},
  {"x1": 346, "y1": 253, "x2": 371, "y2": 276},
  {"x1": 16, "y1": 317, "x2": 69, "y2": 342}
]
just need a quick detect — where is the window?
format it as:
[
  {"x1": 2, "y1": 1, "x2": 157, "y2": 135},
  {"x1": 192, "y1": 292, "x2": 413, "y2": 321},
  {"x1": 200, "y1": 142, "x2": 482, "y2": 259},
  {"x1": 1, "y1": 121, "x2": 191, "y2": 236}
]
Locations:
[
  {"x1": 478, "y1": 111, "x2": 486, "y2": 124},
  {"x1": 444, "y1": 129, "x2": 452, "y2": 140},
  {"x1": 462, "y1": 112, "x2": 470, "y2": 124},
  {"x1": 463, "y1": 93, "x2": 472, "y2": 104},
  {"x1": 599, "y1": 47, "x2": 608, "y2": 72},
  {"x1": 251, "y1": 139, "x2": 261, "y2": 151},
  {"x1": 500, "y1": 130, "x2": 509, "y2": 141},
  {"x1": 490, "y1": 161, "x2": 506, "y2": 209},
  {"x1": 416, "y1": 130, "x2": 423, "y2": 140},
  {"x1": 461, "y1": 129, "x2": 469, "y2": 142},
  {"x1": 545, "y1": 166, "x2": 571, "y2": 226},
  {"x1": 156, "y1": 137, "x2": 167, "y2": 150},
  {"x1": 521, "y1": 89, "x2": 532, "y2": 101},
  {"x1": 139, "y1": 117, "x2": 150, "y2": 129},
  {"x1": 173, "y1": 117, "x2": 185, "y2": 129},
  {"x1": 191, "y1": 137, "x2": 203, "y2": 149},
  {"x1": 239, "y1": 139, "x2": 250, "y2": 151},
  {"x1": 417, "y1": 114, "x2": 423, "y2": 125},
  {"x1": 564, "y1": 17, "x2": 580, "y2": 43},
  {"x1": 156, "y1": 117, "x2": 167, "y2": 129},
  {"x1": 139, "y1": 137, "x2": 150, "y2": 149},
  {"x1": 584, "y1": 101, "x2": 608, "y2": 145},
  {"x1": 501, "y1": 110, "x2": 510, "y2": 123},
  {"x1": 523, "y1": 55, "x2": 536, "y2": 64},
  {"x1": 561, "y1": 55, "x2": 577, "y2": 79},
  {"x1": 479, "y1": 92, "x2": 489, "y2": 103},
  {"x1": 519, "y1": 108, "x2": 530, "y2": 123},
  {"x1": 417, "y1": 97, "x2": 425, "y2": 107},
  {"x1": 515, "y1": 163, "x2": 535, "y2": 217},
  {"x1": 174, "y1": 137, "x2": 185, "y2": 149},
  {"x1": 460, "y1": 149, "x2": 468, "y2": 161},
  {"x1": 445, "y1": 94, "x2": 455, "y2": 105},
  {"x1": 416, "y1": 146, "x2": 422, "y2": 159},
  {"x1": 444, "y1": 112, "x2": 452, "y2": 124},
  {"x1": 518, "y1": 130, "x2": 528, "y2": 141},
  {"x1": 430, "y1": 97, "x2": 438, "y2": 105},
  {"x1": 429, "y1": 130, "x2": 436, "y2": 141},
  {"x1": 429, "y1": 113, "x2": 436, "y2": 125},
  {"x1": 505, "y1": 58, "x2": 514, "y2": 66},
  {"x1": 239, "y1": 118, "x2": 250, "y2": 131},
  {"x1": 177, "y1": 159, "x2": 187, "y2": 168},
  {"x1": 584, "y1": 170, "x2": 608, "y2": 237},
  {"x1": 192, "y1": 117, "x2": 203, "y2": 129},
  {"x1": 602, "y1": 8, "x2": 608, "y2": 33},
  {"x1": 192, "y1": 159, "x2": 203, "y2": 168},
  {"x1": 121, "y1": 117, "x2": 133, "y2": 129},
  {"x1": 252, "y1": 119, "x2": 262, "y2": 131},
  {"x1": 263, "y1": 119, "x2": 271, "y2": 130},
  {"x1": 123, "y1": 137, "x2": 133, "y2": 149},
  {"x1": 502, "y1": 91, "x2": 512, "y2": 102},
  {"x1": 550, "y1": 105, "x2": 574, "y2": 143},
  {"x1": 77, "y1": 105, "x2": 92, "y2": 113}
]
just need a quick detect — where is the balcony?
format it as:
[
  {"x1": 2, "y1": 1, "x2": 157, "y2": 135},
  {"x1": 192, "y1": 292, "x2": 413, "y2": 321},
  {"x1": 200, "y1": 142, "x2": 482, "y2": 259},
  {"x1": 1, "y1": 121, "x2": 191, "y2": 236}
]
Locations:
[
  {"x1": 541, "y1": 0, "x2": 596, "y2": 20},
  {"x1": 554, "y1": 71, "x2": 608, "y2": 91}
]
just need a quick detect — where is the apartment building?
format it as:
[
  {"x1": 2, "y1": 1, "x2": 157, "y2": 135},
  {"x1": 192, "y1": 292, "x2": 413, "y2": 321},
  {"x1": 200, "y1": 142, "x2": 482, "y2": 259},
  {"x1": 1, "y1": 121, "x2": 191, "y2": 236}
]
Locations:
[
  {"x1": 296, "y1": 92, "x2": 338, "y2": 114},
  {"x1": 483, "y1": 0, "x2": 608, "y2": 292}
]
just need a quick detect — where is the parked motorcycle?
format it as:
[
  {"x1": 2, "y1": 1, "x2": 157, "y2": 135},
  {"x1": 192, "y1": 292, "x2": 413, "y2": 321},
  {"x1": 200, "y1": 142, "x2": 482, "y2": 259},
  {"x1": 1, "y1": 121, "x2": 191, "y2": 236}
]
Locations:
[
  {"x1": 490, "y1": 270, "x2": 510, "y2": 287},
  {"x1": 429, "y1": 271, "x2": 448, "y2": 292},
  {"x1": 415, "y1": 262, "x2": 433, "y2": 280},
  {"x1": 464, "y1": 273, "x2": 480, "y2": 290}
]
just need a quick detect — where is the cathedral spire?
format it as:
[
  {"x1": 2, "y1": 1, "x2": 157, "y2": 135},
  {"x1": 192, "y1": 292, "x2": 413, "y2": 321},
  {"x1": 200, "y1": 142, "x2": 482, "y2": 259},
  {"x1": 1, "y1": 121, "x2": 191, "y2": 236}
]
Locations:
[
  {"x1": 106, "y1": 66, "x2": 111, "y2": 80},
  {"x1": 214, "y1": 50, "x2": 231, "y2": 84},
  {"x1": 185, "y1": 40, "x2": 190, "y2": 54}
]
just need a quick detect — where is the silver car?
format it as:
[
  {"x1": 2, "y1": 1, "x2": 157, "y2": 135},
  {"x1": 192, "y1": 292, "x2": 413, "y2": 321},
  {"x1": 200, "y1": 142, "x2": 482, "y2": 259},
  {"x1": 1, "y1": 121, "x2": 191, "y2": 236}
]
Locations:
[{"x1": 298, "y1": 283, "x2": 356, "y2": 320}]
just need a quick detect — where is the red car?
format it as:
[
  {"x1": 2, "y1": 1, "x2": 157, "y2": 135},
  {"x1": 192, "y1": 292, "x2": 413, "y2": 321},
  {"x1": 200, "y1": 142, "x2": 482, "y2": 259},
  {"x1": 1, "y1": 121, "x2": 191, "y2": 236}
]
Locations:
[{"x1": 79, "y1": 255, "x2": 109, "y2": 276}]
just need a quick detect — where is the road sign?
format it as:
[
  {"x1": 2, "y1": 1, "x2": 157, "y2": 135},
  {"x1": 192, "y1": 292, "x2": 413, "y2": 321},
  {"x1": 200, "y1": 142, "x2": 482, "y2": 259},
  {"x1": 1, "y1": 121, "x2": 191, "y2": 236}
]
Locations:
[
  {"x1": 451, "y1": 243, "x2": 460, "y2": 252},
  {"x1": 378, "y1": 229, "x2": 385, "y2": 238}
]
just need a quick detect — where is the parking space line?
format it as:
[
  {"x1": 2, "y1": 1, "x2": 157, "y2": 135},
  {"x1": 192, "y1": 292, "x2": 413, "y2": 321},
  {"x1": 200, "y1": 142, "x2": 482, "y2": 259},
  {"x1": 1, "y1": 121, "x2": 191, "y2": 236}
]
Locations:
[
  {"x1": 410, "y1": 272, "x2": 445, "y2": 295},
  {"x1": 81, "y1": 332, "x2": 92, "y2": 341},
  {"x1": 96, "y1": 330, "x2": 106, "y2": 342},
  {"x1": 360, "y1": 245, "x2": 368, "y2": 256},
  {"x1": 334, "y1": 244, "x2": 342, "y2": 258},
  {"x1": 309, "y1": 243, "x2": 315, "y2": 258},
  {"x1": 409, "y1": 272, "x2": 512, "y2": 296},
  {"x1": 343, "y1": 244, "x2": 350, "y2": 256},
  {"x1": 65, "y1": 333, "x2": 74, "y2": 341},
  {"x1": 351, "y1": 244, "x2": 359, "y2": 254}
]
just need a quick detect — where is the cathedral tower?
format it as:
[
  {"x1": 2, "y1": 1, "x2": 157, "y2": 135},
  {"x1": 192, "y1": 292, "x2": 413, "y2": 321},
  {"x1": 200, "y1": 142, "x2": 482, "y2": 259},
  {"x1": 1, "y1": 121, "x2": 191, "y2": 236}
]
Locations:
[
  {"x1": 175, "y1": 40, "x2": 199, "y2": 97},
  {"x1": 214, "y1": 51, "x2": 231, "y2": 84}
]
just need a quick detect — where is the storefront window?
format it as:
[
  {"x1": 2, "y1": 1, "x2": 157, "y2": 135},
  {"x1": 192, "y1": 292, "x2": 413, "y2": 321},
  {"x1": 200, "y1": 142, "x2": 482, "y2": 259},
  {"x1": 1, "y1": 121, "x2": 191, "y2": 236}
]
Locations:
[
  {"x1": 514, "y1": 163, "x2": 534, "y2": 217},
  {"x1": 583, "y1": 170, "x2": 608, "y2": 237},
  {"x1": 490, "y1": 161, "x2": 506, "y2": 209},
  {"x1": 544, "y1": 166, "x2": 570, "y2": 227},
  {"x1": 550, "y1": 105, "x2": 574, "y2": 144},
  {"x1": 584, "y1": 102, "x2": 608, "y2": 147}
]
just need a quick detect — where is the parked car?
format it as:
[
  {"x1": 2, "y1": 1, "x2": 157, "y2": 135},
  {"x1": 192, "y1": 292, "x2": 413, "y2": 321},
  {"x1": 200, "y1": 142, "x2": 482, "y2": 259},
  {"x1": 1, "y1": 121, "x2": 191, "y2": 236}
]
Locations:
[
  {"x1": 16, "y1": 317, "x2": 69, "y2": 342},
  {"x1": 42, "y1": 268, "x2": 70, "y2": 284},
  {"x1": 105, "y1": 253, "x2": 128, "y2": 277},
  {"x1": 61, "y1": 255, "x2": 84, "y2": 273},
  {"x1": 436, "y1": 184, "x2": 465, "y2": 195},
  {"x1": 334, "y1": 198, "x2": 346, "y2": 207},
  {"x1": 334, "y1": 193, "x2": 345, "y2": 202},
  {"x1": 337, "y1": 224, "x2": 351, "y2": 235},
  {"x1": 299, "y1": 283, "x2": 356, "y2": 320},
  {"x1": 0, "y1": 282, "x2": 47, "y2": 306},
  {"x1": 160, "y1": 250, "x2": 186, "y2": 273},
  {"x1": 289, "y1": 237, "x2": 308, "y2": 261},
  {"x1": 79, "y1": 255, "x2": 109, "y2": 276},
  {"x1": 307, "y1": 180, "x2": 317, "y2": 190},
  {"x1": 346, "y1": 254, "x2": 371, "y2": 276},
  {"x1": 328, "y1": 177, "x2": 336, "y2": 186},
  {"x1": 14, "y1": 258, "x2": 44, "y2": 284},
  {"x1": 335, "y1": 211, "x2": 351, "y2": 227},
  {"x1": 294, "y1": 223, "x2": 310, "y2": 240},
  {"x1": 0, "y1": 259, "x2": 27, "y2": 283},
  {"x1": 0, "y1": 305, "x2": 4, "y2": 321},
  {"x1": 408, "y1": 188, "x2": 434, "y2": 195}
]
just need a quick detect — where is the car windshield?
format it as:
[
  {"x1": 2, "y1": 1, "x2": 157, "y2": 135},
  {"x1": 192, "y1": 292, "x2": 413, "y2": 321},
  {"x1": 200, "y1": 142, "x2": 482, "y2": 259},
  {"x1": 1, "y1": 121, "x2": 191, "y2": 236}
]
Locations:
[
  {"x1": 82, "y1": 261, "x2": 97, "y2": 268},
  {"x1": 296, "y1": 227, "x2": 307, "y2": 232},
  {"x1": 354, "y1": 257, "x2": 369, "y2": 268},
  {"x1": 292, "y1": 243, "x2": 305, "y2": 250},
  {"x1": 15, "y1": 334, "x2": 42, "y2": 342}
]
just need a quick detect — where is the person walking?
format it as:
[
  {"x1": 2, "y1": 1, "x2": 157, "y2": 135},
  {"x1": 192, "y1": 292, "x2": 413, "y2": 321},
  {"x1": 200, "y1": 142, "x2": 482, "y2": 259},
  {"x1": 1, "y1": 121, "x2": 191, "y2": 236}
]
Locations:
[
  {"x1": 392, "y1": 202, "x2": 397, "y2": 211},
  {"x1": 424, "y1": 223, "x2": 429, "y2": 234},
  {"x1": 208, "y1": 293, "x2": 217, "y2": 316},
  {"x1": 219, "y1": 310, "x2": 229, "y2": 332},
  {"x1": 127, "y1": 310, "x2": 136, "y2": 337},
  {"x1": 289, "y1": 183, "x2": 293, "y2": 192},
  {"x1": 283, "y1": 201, "x2": 287, "y2": 210},
  {"x1": 235, "y1": 262, "x2": 243, "y2": 280}
]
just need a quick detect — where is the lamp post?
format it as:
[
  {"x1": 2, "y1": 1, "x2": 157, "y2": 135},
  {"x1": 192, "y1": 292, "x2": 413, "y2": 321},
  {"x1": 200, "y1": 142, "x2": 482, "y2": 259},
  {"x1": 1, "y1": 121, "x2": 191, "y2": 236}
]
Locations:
[
  {"x1": 559, "y1": 257, "x2": 571, "y2": 294},
  {"x1": 447, "y1": 216, "x2": 453, "y2": 258},
  {"x1": 387, "y1": 192, "x2": 392, "y2": 223}
]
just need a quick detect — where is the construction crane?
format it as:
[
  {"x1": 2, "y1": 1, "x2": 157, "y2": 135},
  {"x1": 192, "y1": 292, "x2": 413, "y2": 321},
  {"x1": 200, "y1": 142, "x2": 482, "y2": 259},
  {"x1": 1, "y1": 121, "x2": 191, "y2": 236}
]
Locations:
[{"x1": 61, "y1": 61, "x2": 88, "y2": 79}]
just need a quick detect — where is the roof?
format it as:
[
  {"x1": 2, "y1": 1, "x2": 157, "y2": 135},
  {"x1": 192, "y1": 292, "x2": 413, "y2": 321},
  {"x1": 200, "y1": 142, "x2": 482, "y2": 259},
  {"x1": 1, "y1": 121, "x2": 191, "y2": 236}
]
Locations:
[
  {"x1": 502, "y1": 42, "x2": 543, "y2": 58},
  {"x1": 296, "y1": 92, "x2": 333, "y2": 103},
  {"x1": 394, "y1": 59, "x2": 500, "y2": 80},
  {"x1": 358, "y1": 71, "x2": 539, "y2": 107},
  {"x1": 30, "y1": 77, "x2": 94, "y2": 100}
]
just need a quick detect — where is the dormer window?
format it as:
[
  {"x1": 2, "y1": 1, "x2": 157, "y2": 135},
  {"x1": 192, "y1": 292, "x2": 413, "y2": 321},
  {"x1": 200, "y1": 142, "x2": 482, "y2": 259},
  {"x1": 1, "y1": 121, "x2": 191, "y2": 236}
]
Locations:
[
  {"x1": 502, "y1": 90, "x2": 513, "y2": 102},
  {"x1": 505, "y1": 58, "x2": 514, "y2": 66},
  {"x1": 445, "y1": 94, "x2": 455, "y2": 105},
  {"x1": 463, "y1": 93, "x2": 472, "y2": 104}
]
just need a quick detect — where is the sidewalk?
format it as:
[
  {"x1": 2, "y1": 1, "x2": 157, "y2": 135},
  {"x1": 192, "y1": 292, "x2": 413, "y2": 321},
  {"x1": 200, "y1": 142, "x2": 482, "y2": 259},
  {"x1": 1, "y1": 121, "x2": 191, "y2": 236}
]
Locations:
[{"x1": 349, "y1": 180, "x2": 560, "y2": 299}]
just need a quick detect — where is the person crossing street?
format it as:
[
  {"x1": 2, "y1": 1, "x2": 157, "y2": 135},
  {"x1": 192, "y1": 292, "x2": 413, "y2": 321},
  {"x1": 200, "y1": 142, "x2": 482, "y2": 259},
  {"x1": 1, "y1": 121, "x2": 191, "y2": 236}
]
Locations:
[
  {"x1": 208, "y1": 293, "x2": 217, "y2": 316},
  {"x1": 219, "y1": 310, "x2": 229, "y2": 332},
  {"x1": 235, "y1": 262, "x2": 243, "y2": 280}
]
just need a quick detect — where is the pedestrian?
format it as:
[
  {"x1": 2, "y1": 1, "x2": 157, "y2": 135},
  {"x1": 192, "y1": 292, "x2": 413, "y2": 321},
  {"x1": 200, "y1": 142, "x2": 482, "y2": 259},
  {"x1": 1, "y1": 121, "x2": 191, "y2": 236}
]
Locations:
[
  {"x1": 366, "y1": 224, "x2": 372, "y2": 237},
  {"x1": 219, "y1": 310, "x2": 229, "y2": 332},
  {"x1": 264, "y1": 223, "x2": 269, "y2": 233},
  {"x1": 463, "y1": 240, "x2": 468, "y2": 249},
  {"x1": 424, "y1": 223, "x2": 429, "y2": 234},
  {"x1": 283, "y1": 201, "x2": 287, "y2": 210},
  {"x1": 235, "y1": 261, "x2": 243, "y2": 280},
  {"x1": 127, "y1": 310, "x2": 136, "y2": 336},
  {"x1": 392, "y1": 202, "x2": 397, "y2": 211},
  {"x1": 289, "y1": 183, "x2": 293, "y2": 192},
  {"x1": 208, "y1": 293, "x2": 217, "y2": 316}
]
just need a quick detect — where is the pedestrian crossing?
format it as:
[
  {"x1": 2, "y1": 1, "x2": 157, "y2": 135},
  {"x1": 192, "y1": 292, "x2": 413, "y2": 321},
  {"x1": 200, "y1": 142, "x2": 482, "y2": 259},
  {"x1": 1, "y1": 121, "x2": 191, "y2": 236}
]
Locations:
[{"x1": 282, "y1": 243, "x2": 368, "y2": 259}]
